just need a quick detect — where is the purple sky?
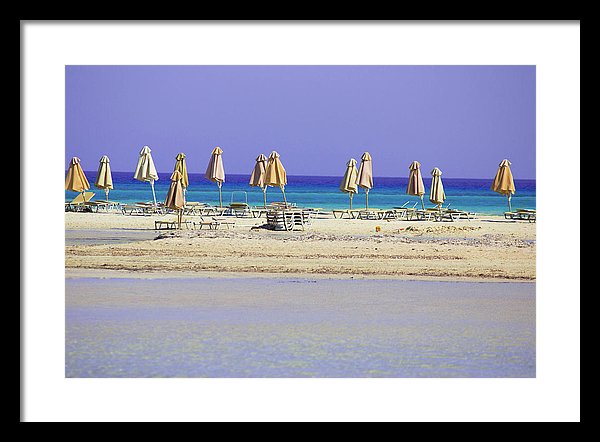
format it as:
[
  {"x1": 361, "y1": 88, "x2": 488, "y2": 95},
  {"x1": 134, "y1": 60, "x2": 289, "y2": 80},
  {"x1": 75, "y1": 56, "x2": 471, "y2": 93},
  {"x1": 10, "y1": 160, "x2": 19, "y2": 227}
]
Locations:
[{"x1": 66, "y1": 65, "x2": 535, "y2": 179}]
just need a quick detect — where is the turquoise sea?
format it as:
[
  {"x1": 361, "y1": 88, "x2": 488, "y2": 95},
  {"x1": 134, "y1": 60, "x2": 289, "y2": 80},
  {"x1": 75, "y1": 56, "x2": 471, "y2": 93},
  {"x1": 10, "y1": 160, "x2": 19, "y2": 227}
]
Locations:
[{"x1": 66, "y1": 171, "x2": 536, "y2": 216}]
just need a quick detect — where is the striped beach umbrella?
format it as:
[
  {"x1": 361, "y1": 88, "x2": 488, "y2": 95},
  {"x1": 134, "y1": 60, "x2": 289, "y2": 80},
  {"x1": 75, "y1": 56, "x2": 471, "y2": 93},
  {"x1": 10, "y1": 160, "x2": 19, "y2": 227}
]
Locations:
[
  {"x1": 134, "y1": 145, "x2": 159, "y2": 206},
  {"x1": 205, "y1": 147, "x2": 225, "y2": 207},
  {"x1": 491, "y1": 159, "x2": 516, "y2": 211},
  {"x1": 356, "y1": 152, "x2": 373, "y2": 209},
  {"x1": 340, "y1": 158, "x2": 359, "y2": 209},
  {"x1": 264, "y1": 151, "x2": 288, "y2": 206},
  {"x1": 250, "y1": 153, "x2": 268, "y2": 207},
  {"x1": 407, "y1": 160, "x2": 425, "y2": 209},
  {"x1": 94, "y1": 155, "x2": 113, "y2": 201}
]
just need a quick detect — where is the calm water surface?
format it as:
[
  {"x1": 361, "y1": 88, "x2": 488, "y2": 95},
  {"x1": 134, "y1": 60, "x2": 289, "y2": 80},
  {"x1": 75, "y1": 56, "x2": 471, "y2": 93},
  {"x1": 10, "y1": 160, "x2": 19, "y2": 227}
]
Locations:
[{"x1": 66, "y1": 277, "x2": 535, "y2": 378}]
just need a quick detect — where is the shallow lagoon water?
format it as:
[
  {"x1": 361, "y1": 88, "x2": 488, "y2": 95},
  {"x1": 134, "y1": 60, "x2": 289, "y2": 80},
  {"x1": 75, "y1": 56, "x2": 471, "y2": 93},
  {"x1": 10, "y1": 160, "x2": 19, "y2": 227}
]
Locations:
[{"x1": 65, "y1": 277, "x2": 535, "y2": 378}]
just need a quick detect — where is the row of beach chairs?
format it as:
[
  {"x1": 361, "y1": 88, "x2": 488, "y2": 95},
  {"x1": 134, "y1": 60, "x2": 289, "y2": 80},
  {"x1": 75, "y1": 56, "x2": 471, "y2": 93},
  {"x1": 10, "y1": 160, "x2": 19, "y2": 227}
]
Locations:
[
  {"x1": 504, "y1": 209, "x2": 536, "y2": 223},
  {"x1": 331, "y1": 203, "x2": 477, "y2": 222},
  {"x1": 154, "y1": 216, "x2": 236, "y2": 230}
]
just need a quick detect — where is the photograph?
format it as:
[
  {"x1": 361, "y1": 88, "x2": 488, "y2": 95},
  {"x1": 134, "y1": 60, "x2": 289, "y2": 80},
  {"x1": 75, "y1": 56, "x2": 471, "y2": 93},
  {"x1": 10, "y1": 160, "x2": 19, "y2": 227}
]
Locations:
[{"x1": 64, "y1": 65, "x2": 537, "y2": 378}]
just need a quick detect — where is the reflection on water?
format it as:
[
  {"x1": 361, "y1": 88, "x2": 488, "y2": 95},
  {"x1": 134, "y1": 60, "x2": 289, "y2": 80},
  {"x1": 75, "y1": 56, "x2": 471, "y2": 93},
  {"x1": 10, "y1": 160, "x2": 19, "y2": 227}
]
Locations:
[{"x1": 66, "y1": 277, "x2": 535, "y2": 378}]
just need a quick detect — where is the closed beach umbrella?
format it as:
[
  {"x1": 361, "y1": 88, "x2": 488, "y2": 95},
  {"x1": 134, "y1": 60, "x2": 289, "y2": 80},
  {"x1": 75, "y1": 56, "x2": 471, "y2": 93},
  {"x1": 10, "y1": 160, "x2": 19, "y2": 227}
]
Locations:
[
  {"x1": 94, "y1": 155, "x2": 113, "y2": 201},
  {"x1": 491, "y1": 159, "x2": 516, "y2": 211},
  {"x1": 340, "y1": 158, "x2": 359, "y2": 209},
  {"x1": 429, "y1": 167, "x2": 446, "y2": 209},
  {"x1": 134, "y1": 145, "x2": 159, "y2": 206},
  {"x1": 65, "y1": 157, "x2": 91, "y2": 200},
  {"x1": 407, "y1": 160, "x2": 425, "y2": 209},
  {"x1": 165, "y1": 170, "x2": 185, "y2": 229},
  {"x1": 356, "y1": 152, "x2": 373, "y2": 209},
  {"x1": 264, "y1": 151, "x2": 288, "y2": 206},
  {"x1": 174, "y1": 152, "x2": 189, "y2": 203},
  {"x1": 205, "y1": 147, "x2": 225, "y2": 207},
  {"x1": 250, "y1": 153, "x2": 268, "y2": 207}
]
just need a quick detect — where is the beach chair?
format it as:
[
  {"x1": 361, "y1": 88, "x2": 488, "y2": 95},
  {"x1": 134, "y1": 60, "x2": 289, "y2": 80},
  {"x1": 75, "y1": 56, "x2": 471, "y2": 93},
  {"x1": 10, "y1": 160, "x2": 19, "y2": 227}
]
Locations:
[
  {"x1": 505, "y1": 209, "x2": 536, "y2": 222},
  {"x1": 228, "y1": 202, "x2": 251, "y2": 217},
  {"x1": 65, "y1": 192, "x2": 95, "y2": 212},
  {"x1": 250, "y1": 207, "x2": 269, "y2": 218},
  {"x1": 121, "y1": 204, "x2": 151, "y2": 216},
  {"x1": 154, "y1": 216, "x2": 193, "y2": 230},
  {"x1": 192, "y1": 217, "x2": 217, "y2": 230},
  {"x1": 211, "y1": 216, "x2": 236, "y2": 230},
  {"x1": 183, "y1": 202, "x2": 207, "y2": 216},
  {"x1": 332, "y1": 209, "x2": 352, "y2": 219}
]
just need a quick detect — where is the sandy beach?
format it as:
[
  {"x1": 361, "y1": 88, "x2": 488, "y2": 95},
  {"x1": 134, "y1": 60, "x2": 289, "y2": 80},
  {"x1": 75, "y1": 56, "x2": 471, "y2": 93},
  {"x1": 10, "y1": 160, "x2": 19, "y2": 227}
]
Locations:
[{"x1": 65, "y1": 212, "x2": 535, "y2": 282}]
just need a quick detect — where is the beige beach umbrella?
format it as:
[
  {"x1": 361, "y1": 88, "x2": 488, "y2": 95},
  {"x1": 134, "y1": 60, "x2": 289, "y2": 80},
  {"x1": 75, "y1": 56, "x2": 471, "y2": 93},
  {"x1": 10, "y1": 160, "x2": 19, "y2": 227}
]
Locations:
[
  {"x1": 429, "y1": 167, "x2": 446, "y2": 209},
  {"x1": 491, "y1": 159, "x2": 516, "y2": 211},
  {"x1": 407, "y1": 160, "x2": 426, "y2": 209},
  {"x1": 205, "y1": 147, "x2": 225, "y2": 207},
  {"x1": 356, "y1": 152, "x2": 373, "y2": 209},
  {"x1": 94, "y1": 155, "x2": 114, "y2": 202},
  {"x1": 65, "y1": 157, "x2": 91, "y2": 201},
  {"x1": 165, "y1": 170, "x2": 185, "y2": 229},
  {"x1": 264, "y1": 151, "x2": 288, "y2": 206},
  {"x1": 340, "y1": 158, "x2": 359, "y2": 209},
  {"x1": 134, "y1": 145, "x2": 159, "y2": 206},
  {"x1": 250, "y1": 153, "x2": 268, "y2": 207},
  {"x1": 174, "y1": 152, "x2": 189, "y2": 203}
]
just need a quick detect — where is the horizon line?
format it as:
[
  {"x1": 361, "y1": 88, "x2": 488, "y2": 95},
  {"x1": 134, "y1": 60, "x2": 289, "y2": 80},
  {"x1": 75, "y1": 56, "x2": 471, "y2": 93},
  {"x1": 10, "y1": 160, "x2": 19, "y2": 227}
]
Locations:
[{"x1": 92, "y1": 170, "x2": 537, "y2": 181}]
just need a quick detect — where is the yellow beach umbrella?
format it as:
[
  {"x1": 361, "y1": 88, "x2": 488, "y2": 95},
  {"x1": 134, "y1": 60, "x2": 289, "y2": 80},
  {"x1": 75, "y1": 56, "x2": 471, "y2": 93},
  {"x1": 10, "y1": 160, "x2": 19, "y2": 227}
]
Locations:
[
  {"x1": 134, "y1": 145, "x2": 159, "y2": 206},
  {"x1": 356, "y1": 152, "x2": 373, "y2": 209},
  {"x1": 205, "y1": 147, "x2": 225, "y2": 207},
  {"x1": 174, "y1": 152, "x2": 189, "y2": 203},
  {"x1": 94, "y1": 155, "x2": 113, "y2": 201},
  {"x1": 264, "y1": 151, "x2": 288, "y2": 206},
  {"x1": 250, "y1": 153, "x2": 268, "y2": 207},
  {"x1": 407, "y1": 160, "x2": 425, "y2": 209},
  {"x1": 165, "y1": 170, "x2": 185, "y2": 229},
  {"x1": 429, "y1": 167, "x2": 446, "y2": 209},
  {"x1": 65, "y1": 157, "x2": 91, "y2": 201},
  {"x1": 491, "y1": 159, "x2": 516, "y2": 211},
  {"x1": 340, "y1": 158, "x2": 359, "y2": 209}
]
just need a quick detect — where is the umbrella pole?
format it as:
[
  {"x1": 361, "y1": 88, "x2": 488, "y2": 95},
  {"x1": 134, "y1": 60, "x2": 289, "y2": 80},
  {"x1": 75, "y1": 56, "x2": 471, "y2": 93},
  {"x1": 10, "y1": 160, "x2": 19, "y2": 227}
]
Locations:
[
  {"x1": 263, "y1": 187, "x2": 267, "y2": 208},
  {"x1": 420, "y1": 195, "x2": 424, "y2": 210},
  {"x1": 349, "y1": 192, "x2": 353, "y2": 210},
  {"x1": 178, "y1": 209, "x2": 182, "y2": 229},
  {"x1": 183, "y1": 188, "x2": 187, "y2": 205},
  {"x1": 105, "y1": 188, "x2": 109, "y2": 202},
  {"x1": 281, "y1": 185, "x2": 287, "y2": 207},
  {"x1": 218, "y1": 182, "x2": 222, "y2": 208},
  {"x1": 150, "y1": 180, "x2": 157, "y2": 206},
  {"x1": 365, "y1": 189, "x2": 369, "y2": 210},
  {"x1": 507, "y1": 194, "x2": 512, "y2": 212}
]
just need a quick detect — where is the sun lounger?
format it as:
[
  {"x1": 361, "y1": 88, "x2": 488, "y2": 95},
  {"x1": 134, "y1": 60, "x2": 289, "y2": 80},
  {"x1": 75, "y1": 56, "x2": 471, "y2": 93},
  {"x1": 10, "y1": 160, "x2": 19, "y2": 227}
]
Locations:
[
  {"x1": 250, "y1": 207, "x2": 269, "y2": 218},
  {"x1": 154, "y1": 218, "x2": 193, "y2": 230},
  {"x1": 65, "y1": 191, "x2": 96, "y2": 212},
  {"x1": 121, "y1": 204, "x2": 152, "y2": 216},
  {"x1": 183, "y1": 202, "x2": 209, "y2": 216},
  {"x1": 356, "y1": 209, "x2": 382, "y2": 220},
  {"x1": 228, "y1": 202, "x2": 251, "y2": 217},
  {"x1": 266, "y1": 209, "x2": 311, "y2": 231},
  {"x1": 192, "y1": 217, "x2": 217, "y2": 230},
  {"x1": 211, "y1": 216, "x2": 236, "y2": 229},
  {"x1": 505, "y1": 209, "x2": 536, "y2": 222},
  {"x1": 332, "y1": 209, "x2": 353, "y2": 219}
]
